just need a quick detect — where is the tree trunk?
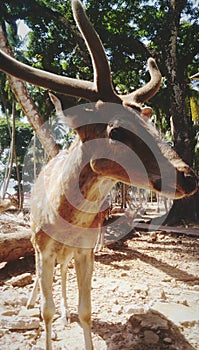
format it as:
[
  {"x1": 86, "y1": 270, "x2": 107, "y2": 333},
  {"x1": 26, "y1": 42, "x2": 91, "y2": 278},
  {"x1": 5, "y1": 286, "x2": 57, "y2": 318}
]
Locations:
[
  {"x1": 2, "y1": 100, "x2": 16, "y2": 197},
  {"x1": 164, "y1": 191, "x2": 199, "y2": 225},
  {"x1": 0, "y1": 230, "x2": 33, "y2": 263},
  {"x1": 163, "y1": 0, "x2": 199, "y2": 225},
  {"x1": 0, "y1": 23, "x2": 59, "y2": 160}
]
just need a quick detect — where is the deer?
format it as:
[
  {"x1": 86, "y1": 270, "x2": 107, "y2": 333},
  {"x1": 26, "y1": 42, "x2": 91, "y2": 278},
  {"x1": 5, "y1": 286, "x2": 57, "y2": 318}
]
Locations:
[
  {"x1": 0, "y1": 193, "x2": 18, "y2": 212},
  {"x1": 0, "y1": 1, "x2": 198, "y2": 349}
]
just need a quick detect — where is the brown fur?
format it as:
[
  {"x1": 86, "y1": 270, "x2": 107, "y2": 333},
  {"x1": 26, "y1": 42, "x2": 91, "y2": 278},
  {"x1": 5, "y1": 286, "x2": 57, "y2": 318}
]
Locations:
[{"x1": 0, "y1": 195, "x2": 18, "y2": 212}]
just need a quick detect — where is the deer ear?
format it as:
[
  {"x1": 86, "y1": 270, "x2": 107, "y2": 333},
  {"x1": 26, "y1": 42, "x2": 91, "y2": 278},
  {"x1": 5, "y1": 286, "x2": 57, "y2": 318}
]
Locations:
[
  {"x1": 49, "y1": 92, "x2": 96, "y2": 141},
  {"x1": 140, "y1": 106, "x2": 152, "y2": 121},
  {"x1": 49, "y1": 92, "x2": 78, "y2": 129}
]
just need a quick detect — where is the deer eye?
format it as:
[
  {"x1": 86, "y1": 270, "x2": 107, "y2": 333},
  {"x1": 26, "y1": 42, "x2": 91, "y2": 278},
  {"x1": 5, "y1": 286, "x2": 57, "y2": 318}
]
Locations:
[
  {"x1": 108, "y1": 122, "x2": 114, "y2": 128},
  {"x1": 109, "y1": 127, "x2": 124, "y2": 142}
]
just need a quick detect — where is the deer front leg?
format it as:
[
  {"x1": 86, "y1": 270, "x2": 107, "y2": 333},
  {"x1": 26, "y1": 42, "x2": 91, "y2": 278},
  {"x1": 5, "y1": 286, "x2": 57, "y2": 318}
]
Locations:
[
  {"x1": 60, "y1": 262, "x2": 71, "y2": 324},
  {"x1": 74, "y1": 248, "x2": 94, "y2": 350},
  {"x1": 39, "y1": 253, "x2": 56, "y2": 350}
]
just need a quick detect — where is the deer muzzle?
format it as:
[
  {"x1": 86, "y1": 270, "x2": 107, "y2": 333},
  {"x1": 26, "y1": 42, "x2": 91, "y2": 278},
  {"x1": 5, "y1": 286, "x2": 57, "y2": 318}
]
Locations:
[{"x1": 151, "y1": 166, "x2": 198, "y2": 199}]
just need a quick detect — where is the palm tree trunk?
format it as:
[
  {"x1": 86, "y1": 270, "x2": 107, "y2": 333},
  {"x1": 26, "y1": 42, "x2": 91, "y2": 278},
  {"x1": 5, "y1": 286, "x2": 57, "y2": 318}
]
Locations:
[{"x1": 0, "y1": 23, "x2": 59, "y2": 160}]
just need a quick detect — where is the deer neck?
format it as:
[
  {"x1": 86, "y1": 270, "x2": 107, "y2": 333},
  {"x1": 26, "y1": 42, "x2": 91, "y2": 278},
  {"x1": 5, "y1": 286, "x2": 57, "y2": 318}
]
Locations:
[
  {"x1": 60, "y1": 143, "x2": 114, "y2": 227},
  {"x1": 32, "y1": 142, "x2": 115, "y2": 248}
]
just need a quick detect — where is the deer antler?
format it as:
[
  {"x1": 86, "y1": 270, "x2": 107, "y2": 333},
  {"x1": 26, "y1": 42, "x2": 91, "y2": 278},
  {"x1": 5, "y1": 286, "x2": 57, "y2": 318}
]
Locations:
[
  {"x1": 0, "y1": 0, "x2": 161, "y2": 106},
  {"x1": 0, "y1": 49, "x2": 98, "y2": 100},
  {"x1": 121, "y1": 58, "x2": 162, "y2": 107},
  {"x1": 72, "y1": 0, "x2": 118, "y2": 102}
]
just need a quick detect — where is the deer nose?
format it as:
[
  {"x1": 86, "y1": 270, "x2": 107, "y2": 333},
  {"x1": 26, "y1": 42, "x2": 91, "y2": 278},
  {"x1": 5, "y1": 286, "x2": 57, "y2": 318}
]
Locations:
[
  {"x1": 150, "y1": 168, "x2": 198, "y2": 199},
  {"x1": 109, "y1": 128, "x2": 120, "y2": 140},
  {"x1": 108, "y1": 125, "x2": 130, "y2": 145},
  {"x1": 176, "y1": 168, "x2": 198, "y2": 197}
]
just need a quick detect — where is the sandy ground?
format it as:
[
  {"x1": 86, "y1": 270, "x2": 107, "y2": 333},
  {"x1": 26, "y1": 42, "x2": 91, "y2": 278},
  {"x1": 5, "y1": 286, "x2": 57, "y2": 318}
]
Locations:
[{"x1": 0, "y1": 210, "x2": 198, "y2": 350}]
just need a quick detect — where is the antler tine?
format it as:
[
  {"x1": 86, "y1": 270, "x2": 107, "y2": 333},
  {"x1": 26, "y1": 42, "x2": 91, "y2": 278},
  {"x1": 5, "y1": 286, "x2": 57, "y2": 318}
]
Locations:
[
  {"x1": 121, "y1": 58, "x2": 162, "y2": 106},
  {"x1": 72, "y1": 0, "x2": 119, "y2": 102},
  {"x1": 0, "y1": 49, "x2": 98, "y2": 101}
]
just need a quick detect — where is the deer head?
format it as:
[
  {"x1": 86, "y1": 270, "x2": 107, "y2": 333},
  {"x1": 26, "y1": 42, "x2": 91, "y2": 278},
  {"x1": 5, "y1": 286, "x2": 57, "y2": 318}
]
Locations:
[
  {"x1": 7, "y1": 194, "x2": 18, "y2": 207},
  {"x1": 0, "y1": 0, "x2": 197, "y2": 199},
  {"x1": 0, "y1": 193, "x2": 18, "y2": 212}
]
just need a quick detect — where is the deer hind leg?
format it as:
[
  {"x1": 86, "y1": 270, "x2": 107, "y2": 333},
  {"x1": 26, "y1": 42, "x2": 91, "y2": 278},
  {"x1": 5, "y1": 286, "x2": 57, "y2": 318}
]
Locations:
[
  {"x1": 98, "y1": 225, "x2": 105, "y2": 250},
  {"x1": 74, "y1": 248, "x2": 94, "y2": 350},
  {"x1": 39, "y1": 253, "x2": 56, "y2": 350},
  {"x1": 94, "y1": 226, "x2": 104, "y2": 253},
  {"x1": 27, "y1": 248, "x2": 40, "y2": 309},
  {"x1": 27, "y1": 276, "x2": 39, "y2": 309},
  {"x1": 94, "y1": 216, "x2": 105, "y2": 253}
]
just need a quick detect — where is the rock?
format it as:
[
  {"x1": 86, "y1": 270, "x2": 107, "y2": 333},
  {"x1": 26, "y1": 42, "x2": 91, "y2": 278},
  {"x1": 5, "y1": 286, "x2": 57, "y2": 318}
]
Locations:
[
  {"x1": 137, "y1": 311, "x2": 169, "y2": 330},
  {"x1": 0, "y1": 316, "x2": 40, "y2": 330},
  {"x1": 143, "y1": 330, "x2": 159, "y2": 344},
  {"x1": 127, "y1": 315, "x2": 141, "y2": 333},
  {"x1": 192, "y1": 285, "x2": 199, "y2": 291},
  {"x1": 18, "y1": 306, "x2": 40, "y2": 318},
  {"x1": 148, "y1": 232, "x2": 158, "y2": 242},
  {"x1": 110, "y1": 333, "x2": 123, "y2": 342},
  {"x1": 181, "y1": 299, "x2": 189, "y2": 306},
  {"x1": 161, "y1": 290, "x2": 167, "y2": 300},
  {"x1": 10, "y1": 273, "x2": 33, "y2": 287},
  {"x1": 152, "y1": 302, "x2": 199, "y2": 325},
  {"x1": 3, "y1": 293, "x2": 28, "y2": 307},
  {"x1": 1, "y1": 310, "x2": 18, "y2": 316},
  {"x1": 121, "y1": 272, "x2": 128, "y2": 277},
  {"x1": 0, "y1": 328, "x2": 9, "y2": 337},
  {"x1": 125, "y1": 303, "x2": 149, "y2": 315},
  {"x1": 163, "y1": 337, "x2": 172, "y2": 343}
]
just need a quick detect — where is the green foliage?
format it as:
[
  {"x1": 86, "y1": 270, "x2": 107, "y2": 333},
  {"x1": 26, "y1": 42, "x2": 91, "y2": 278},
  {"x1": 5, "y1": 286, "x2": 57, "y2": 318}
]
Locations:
[
  {"x1": 190, "y1": 96, "x2": 199, "y2": 123},
  {"x1": 0, "y1": 0, "x2": 198, "y2": 158},
  {"x1": 0, "y1": 117, "x2": 33, "y2": 155},
  {"x1": 0, "y1": 116, "x2": 33, "y2": 188},
  {"x1": 0, "y1": 118, "x2": 10, "y2": 152}
]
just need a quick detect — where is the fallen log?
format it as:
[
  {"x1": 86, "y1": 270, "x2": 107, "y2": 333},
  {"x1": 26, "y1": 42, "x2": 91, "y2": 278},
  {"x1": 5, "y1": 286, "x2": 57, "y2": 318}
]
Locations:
[
  {"x1": 134, "y1": 222, "x2": 199, "y2": 237},
  {"x1": 1, "y1": 222, "x2": 198, "y2": 264},
  {"x1": 0, "y1": 230, "x2": 33, "y2": 263}
]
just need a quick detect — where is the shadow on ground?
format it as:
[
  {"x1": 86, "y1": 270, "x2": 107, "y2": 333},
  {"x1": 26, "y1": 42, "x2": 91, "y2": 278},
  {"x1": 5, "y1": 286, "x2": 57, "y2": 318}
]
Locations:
[{"x1": 91, "y1": 308, "x2": 196, "y2": 350}]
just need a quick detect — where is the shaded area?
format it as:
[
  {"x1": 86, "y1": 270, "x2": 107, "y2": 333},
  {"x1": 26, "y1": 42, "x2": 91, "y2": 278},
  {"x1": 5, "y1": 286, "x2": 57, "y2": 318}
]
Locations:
[
  {"x1": 95, "y1": 239, "x2": 199, "y2": 286},
  {"x1": 92, "y1": 309, "x2": 196, "y2": 350},
  {"x1": 0, "y1": 254, "x2": 34, "y2": 284}
]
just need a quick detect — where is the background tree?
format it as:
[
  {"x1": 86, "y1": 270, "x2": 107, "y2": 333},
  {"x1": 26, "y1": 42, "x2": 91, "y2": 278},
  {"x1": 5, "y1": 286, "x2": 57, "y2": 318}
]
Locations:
[
  {"x1": 0, "y1": 115, "x2": 33, "y2": 198},
  {"x1": 0, "y1": 0, "x2": 198, "y2": 222}
]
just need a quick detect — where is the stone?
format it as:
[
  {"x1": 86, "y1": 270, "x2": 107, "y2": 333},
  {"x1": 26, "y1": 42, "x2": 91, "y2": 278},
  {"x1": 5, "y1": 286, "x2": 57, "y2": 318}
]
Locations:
[
  {"x1": 125, "y1": 303, "x2": 149, "y2": 315},
  {"x1": 0, "y1": 316, "x2": 40, "y2": 330},
  {"x1": 152, "y1": 302, "x2": 199, "y2": 325},
  {"x1": 18, "y1": 306, "x2": 40, "y2": 318},
  {"x1": 9, "y1": 273, "x2": 33, "y2": 287},
  {"x1": 143, "y1": 330, "x2": 159, "y2": 344},
  {"x1": 163, "y1": 337, "x2": 172, "y2": 343},
  {"x1": 1, "y1": 310, "x2": 18, "y2": 316},
  {"x1": 137, "y1": 311, "x2": 169, "y2": 330}
]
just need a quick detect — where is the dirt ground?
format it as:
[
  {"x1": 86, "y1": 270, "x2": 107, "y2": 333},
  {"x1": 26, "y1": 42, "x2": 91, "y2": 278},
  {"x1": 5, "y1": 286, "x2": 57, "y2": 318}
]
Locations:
[{"x1": 0, "y1": 209, "x2": 198, "y2": 350}]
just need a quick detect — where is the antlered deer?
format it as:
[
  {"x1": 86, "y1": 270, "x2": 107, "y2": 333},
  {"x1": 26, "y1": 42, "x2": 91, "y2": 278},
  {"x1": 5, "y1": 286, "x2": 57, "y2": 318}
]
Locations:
[
  {"x1": 0, "y1": 1, "x2": 197, "y2": 349},
  {"x1": 0, "y1": 194, "x2": 18, "y2": 212}
]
